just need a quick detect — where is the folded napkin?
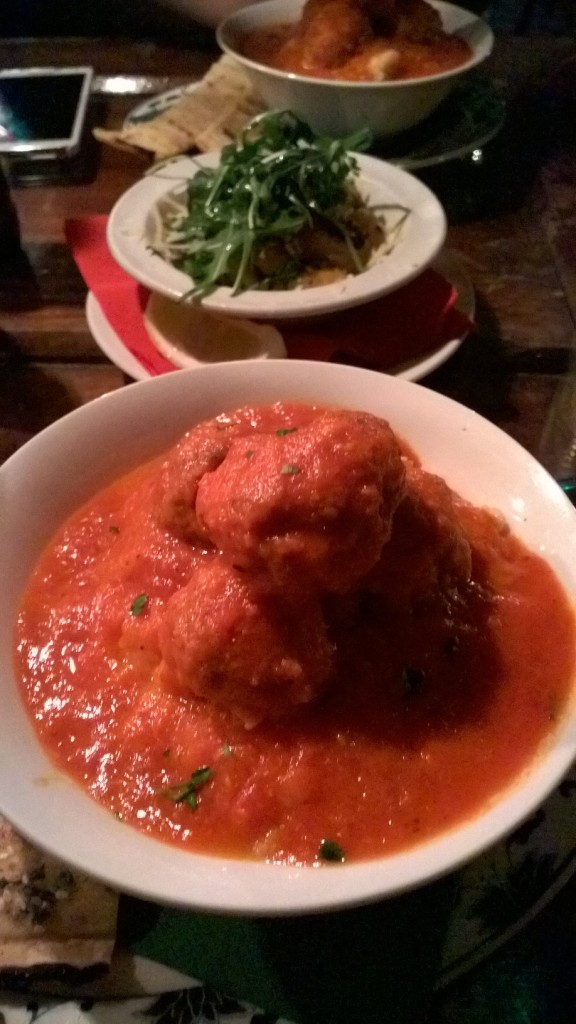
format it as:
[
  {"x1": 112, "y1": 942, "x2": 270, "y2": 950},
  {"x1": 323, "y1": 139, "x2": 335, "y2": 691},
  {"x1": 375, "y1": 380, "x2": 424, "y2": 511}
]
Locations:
[
  {"x1": 67, "y1": 215, "x2": 473, "y2": 378},
  {"x1": 124, "y1": 876, "x2": 457, "y2": 1024}
]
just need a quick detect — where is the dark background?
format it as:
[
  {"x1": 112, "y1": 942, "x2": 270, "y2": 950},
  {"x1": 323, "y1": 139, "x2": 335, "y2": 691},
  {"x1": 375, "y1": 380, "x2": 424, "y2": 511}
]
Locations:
[{"x1": 0, "y1": 0, "x2": 574, "y2": 41}]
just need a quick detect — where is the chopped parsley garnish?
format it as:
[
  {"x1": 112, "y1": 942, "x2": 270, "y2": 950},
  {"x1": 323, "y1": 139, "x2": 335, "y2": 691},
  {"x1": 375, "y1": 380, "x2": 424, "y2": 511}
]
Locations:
[
  {"x1": 221, "y1": 744, "x2": 233, "y2": 757},
  {"x1": 276, "y1": 427, "x2": 297, "y2": 436},
  {"x1": 158, "y1": 109, "x2": 372, "y2": 298},
  {"x1": 157, "y1": 766, "x2": 213, "y2": 811},
  {"x1": 318, "y1": 839, "x2": 346, "y2": 863},
  {"x1": 245, "y1": 450, "x2": 255, "y2": 459},
  {"x1": 130, "y1": 593, "x2": 149, "y2": 617},
  {"x1": 281, "y1": 464, "x2": 301, "y2": 475},
  {"x1": 109, "y1": 525, "x2": 120, "y2": 534}
]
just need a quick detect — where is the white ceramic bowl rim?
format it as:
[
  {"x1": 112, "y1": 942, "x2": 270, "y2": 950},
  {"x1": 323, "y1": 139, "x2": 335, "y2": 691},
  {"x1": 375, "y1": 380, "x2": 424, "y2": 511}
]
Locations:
[
  {"x1": 106, "y1": 153, "x2": 447, "y2": 318},
  {"x1": 217, "y1": 0, "x2": 495, "y2": 90},
  {"x1": 1, "y1": 360, "x2": 575, "y2": 916}
]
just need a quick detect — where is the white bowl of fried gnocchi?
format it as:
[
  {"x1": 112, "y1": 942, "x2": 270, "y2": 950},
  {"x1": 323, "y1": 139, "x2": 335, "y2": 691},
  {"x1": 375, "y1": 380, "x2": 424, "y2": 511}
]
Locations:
[{"x1": 217, "y1": 0, "x2": 494, "y2": 138}]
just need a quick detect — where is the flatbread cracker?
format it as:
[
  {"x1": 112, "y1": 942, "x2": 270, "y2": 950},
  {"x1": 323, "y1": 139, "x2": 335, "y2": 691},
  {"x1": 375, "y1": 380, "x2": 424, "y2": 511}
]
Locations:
[
  {"x1": 0, "y1": 815, "x2": 118, "y2": 974},
  {"x1": 94, "y1": 56, "x2": 265, "y2": 160}
]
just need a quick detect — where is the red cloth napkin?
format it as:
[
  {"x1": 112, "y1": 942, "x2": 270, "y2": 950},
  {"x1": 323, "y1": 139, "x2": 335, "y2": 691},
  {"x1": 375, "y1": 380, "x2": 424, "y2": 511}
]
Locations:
[{"x1": 67, "y1": 215, "x2": 473, "y2": 377}]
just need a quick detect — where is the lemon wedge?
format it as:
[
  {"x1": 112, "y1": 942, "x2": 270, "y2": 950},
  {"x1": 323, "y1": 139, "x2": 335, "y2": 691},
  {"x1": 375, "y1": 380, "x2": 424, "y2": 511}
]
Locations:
[{"x1": 143, "y1": 293, "x2": 286, "y2": 367}]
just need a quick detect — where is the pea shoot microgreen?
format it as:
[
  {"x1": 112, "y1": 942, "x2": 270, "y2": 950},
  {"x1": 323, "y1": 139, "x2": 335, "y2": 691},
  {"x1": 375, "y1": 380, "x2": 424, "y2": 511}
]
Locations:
[{"x1": 159, "y1": 110, "x2": 372, "y2": 298}]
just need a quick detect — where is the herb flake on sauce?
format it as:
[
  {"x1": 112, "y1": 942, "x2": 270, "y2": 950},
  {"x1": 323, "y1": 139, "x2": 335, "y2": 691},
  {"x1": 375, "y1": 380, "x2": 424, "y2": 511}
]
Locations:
[
  {"x1": 281, "y1": 464, "x2": 301, "y2": 476},
  {"x1": 130, "y1": 594, "x2": 149, "y2": 617},
  {"x1": 158, "y1": 766, "x2": 213, "y2": 811}
]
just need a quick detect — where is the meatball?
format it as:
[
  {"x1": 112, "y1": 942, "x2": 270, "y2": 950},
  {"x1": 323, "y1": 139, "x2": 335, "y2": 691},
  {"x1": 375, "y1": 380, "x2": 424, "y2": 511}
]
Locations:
[
  {"x1": 365, "y1": 459, "x2": 472, "y2": 607},
  {"x1": 157, "y1": 404, "x2": 322, "y2": 542},
  {"x1": 157, "y1": 560, "x2": 333, "y2": 727},
  {"x1": 195, "y1": 409, "x2": 406, "y2": 594},
  {"x1": 156, "y1": 418, "x2": 230, "y2": 541},
  {"x1": 298, "y1": 0, "x2": 373, "y2": 68}
]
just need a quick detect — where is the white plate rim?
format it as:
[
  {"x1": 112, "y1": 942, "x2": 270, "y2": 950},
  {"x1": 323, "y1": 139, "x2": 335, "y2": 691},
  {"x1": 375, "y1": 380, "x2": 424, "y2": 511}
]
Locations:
[
  {"x1": 123, "y1": 83, "x2": 199, "y2": 128},
  {"x1": 85, "y1": 248, "x2": 473, "y2": 382},
  {"x1": 106, "y1": 152, "x2": 447, "y2": 320}
]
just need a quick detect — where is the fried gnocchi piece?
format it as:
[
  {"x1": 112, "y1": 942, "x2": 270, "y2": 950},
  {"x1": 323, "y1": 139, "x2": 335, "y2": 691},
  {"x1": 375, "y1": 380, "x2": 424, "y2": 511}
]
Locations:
[
  {"x1": 195, "y1": 409, "x2": 405, "y2": 594},
  {"x1": 298, "y1": 0, "x2": 374, "y2": 68},
  {"x1": 157, "y1": 560, "x2": 333, "y2": 727},
  {"x1": 365, "y1": 458, "x2": 472, "y2": 607}
]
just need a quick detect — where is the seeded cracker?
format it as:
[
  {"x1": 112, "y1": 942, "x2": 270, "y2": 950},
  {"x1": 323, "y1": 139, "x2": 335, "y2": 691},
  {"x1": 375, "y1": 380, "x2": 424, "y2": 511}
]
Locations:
[
  {"x1": 0, "y1": 814, "x2": 118, "y2": 982},
  {"x1": 93, "y1": 56, "x2": 265, "y2": 160}
]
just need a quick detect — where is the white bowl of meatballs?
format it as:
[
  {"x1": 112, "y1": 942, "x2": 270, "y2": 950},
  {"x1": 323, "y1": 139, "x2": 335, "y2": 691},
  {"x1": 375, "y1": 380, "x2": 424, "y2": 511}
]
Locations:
[
  {"x1": 217, "y1": 0, "x2": 494, "y2": 138},
  {"x1": 1, "y1": 359, "x2": 576, "y2": 915}
]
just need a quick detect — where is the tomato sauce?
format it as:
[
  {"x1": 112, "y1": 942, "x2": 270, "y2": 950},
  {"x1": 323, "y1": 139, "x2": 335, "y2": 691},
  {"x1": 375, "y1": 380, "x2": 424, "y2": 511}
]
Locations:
[
  {"x1": 14, "y1": 404, "x2": 576, "y2": 867},
  {"x1": 240, "y1": 25, "x2": 471, "y2": 82}
]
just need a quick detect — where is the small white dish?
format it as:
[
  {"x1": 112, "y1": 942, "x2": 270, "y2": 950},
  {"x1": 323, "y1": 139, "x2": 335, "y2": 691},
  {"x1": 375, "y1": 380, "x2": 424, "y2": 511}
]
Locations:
[
  {"x1": 1, "y1": 361, "x2": 576, "y2": 915},
  {"x1": 106, "y1": 152, "x2": 447, "y2": 321},
  {"x1": 142, "y1": 295, "x2": 287, "y2": 368},
  {"x1": 123, "y1": 83, "x2": 199, "y2": 128},
  {"x1": 86, "y1": 250, "x2": 473, "y2": 382}
]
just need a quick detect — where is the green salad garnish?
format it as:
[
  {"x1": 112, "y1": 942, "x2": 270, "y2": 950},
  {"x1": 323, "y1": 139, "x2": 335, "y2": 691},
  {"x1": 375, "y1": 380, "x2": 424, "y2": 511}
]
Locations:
[{"x1": 156, "y1": 110, "x2": 375, "y2": 298}]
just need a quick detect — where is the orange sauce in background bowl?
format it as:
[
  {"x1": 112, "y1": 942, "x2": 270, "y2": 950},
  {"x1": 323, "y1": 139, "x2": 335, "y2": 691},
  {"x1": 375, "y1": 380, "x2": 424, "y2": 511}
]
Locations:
[{"x1": 240, "y1": 23, "x2": 471, "y2": 82}]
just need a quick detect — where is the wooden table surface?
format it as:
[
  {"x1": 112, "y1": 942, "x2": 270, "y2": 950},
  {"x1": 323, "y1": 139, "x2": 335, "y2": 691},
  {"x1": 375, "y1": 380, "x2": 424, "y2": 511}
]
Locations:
[{"x1": 1, "y1": 31, "x2": 576, "y2": 1023}]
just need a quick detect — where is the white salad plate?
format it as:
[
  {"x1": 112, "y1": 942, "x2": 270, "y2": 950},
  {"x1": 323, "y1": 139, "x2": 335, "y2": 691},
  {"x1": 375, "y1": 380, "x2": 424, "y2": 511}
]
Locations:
[
  {"x1": 106, "y1": 153, "x2": 447, "y2": 320},
  {"x1": 85, "y1": 250, "x2": 473, "y2": 382}
]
